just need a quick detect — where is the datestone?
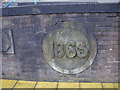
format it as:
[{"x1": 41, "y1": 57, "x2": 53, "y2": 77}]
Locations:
[{"x1": 43, "y1": 21, "x2": 97, "y2": 74}]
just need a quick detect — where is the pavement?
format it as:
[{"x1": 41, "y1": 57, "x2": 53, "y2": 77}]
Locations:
[{"x1": 1, "y1": 79, "x2": 120, "y2": 89}]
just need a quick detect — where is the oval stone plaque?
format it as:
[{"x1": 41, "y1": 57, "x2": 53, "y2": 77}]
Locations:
[{"x1": 42, "y1": 21, "x2": 97, "y2": 74}]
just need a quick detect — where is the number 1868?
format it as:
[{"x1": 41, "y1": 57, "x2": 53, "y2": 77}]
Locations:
[{"x1": 51, "y1": 41, "x2": 89, "y2": 59}]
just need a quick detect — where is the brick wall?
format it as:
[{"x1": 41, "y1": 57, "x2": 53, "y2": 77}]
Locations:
[{"x1": 2, "y1": 11, "x2": 119, "y2": 82}]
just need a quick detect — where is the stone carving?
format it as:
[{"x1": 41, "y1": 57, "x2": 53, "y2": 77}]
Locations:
[
  {"x1": 42, "y1": 21, "x2": 97, "y2": 74},
  {"x1": 2, "y1": 30, "x2": 14, "y2": 54}
]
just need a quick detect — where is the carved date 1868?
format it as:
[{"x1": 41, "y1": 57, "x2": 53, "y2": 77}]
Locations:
[
  {"x1": 51, "y1": 41, "x2": 89, "y2": 59},
  {"x1": 43, "y1": 22, "x2": 97, "y2": 74}
]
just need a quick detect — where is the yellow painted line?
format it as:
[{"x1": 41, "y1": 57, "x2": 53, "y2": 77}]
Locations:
[
  {"x1": 58, "y1": 82, "x2": 79, "y2": 88},
  {"x1": 35, "y1": 82, "x2": 58, "y2": 88},
  {"x1": 80, "y1": 83, "x2": 103, "y2": 89},
  {"x1": 0, "y1": 82, "x2": 1, "y2": 89},
  {"x1": 0, "y1": 79, "x2": 2, "y2": 88},
  {"x1": 2, "y1": 79, "x2": 18, "y2": 88},
  {"x1": 14, "y1": 80, "x2": 36, "y2": 88},
  {"x1": 114, "y1": 83, "x2": 120, "y2": 88},
  {"x1": 1, "y1": 79, "x2": 120, "y2": 89},
  {"x1": 102, "y1": 83, "x2": 119, "y2": 88}
]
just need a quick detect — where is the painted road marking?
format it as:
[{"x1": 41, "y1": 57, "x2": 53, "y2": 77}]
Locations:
[
  {"x1": 35, "y1": 82, "x2": 58, "y2": 88},
  {"x1": 58, "y1": 82, "x2": 80, "y2": 88},
  {"x1": 14, "y1": 80, "x2": 36, "y2": 88},
  {"x1": 2, "y1": 79, "x2": 18, "y2": 88}
]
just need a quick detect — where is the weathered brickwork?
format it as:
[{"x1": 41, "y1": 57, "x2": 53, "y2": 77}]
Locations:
[{"x1": 2, "y1": 12, "x2": 119, "y2": 82}]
